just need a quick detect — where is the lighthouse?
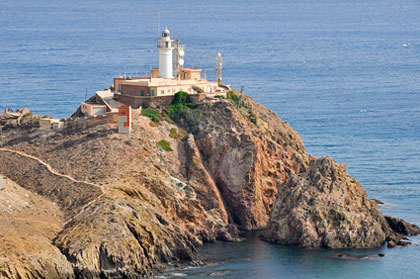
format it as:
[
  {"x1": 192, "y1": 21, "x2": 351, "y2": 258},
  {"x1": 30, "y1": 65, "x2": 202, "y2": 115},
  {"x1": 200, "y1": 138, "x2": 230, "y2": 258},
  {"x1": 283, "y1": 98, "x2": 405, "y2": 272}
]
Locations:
[{"x1": 157, "y1": 27, "x2": 174, "y2": 79}]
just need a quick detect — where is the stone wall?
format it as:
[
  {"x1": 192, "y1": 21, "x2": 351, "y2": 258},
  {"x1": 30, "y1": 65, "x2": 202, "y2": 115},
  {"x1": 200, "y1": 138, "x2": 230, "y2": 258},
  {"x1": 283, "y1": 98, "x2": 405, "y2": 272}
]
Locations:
[
  {"x1": 114, "y1": 93, "x2": 174, "y2": 108},
  {"x1": 65, "y1": 113, "x2": 118, "y2": 132},
  {"x1": 114, "y1": 93, "x2": 212, "y2": 109}
]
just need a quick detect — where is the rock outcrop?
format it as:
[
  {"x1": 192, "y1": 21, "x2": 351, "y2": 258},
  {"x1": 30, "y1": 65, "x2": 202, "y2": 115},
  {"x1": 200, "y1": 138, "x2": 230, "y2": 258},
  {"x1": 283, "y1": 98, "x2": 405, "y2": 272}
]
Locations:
[
  {"x1": 193, "y1": 97, "x2": 308, "y2": 230},
  {"x1": 0, "y1": 91, "x2": 418, "y2": 278},
  {"x1": 261, "y1": 157, "x2": 389, "y2": 248},
  {"x1": 385, "y1": 216, "x2": 420, "y2": 236}
]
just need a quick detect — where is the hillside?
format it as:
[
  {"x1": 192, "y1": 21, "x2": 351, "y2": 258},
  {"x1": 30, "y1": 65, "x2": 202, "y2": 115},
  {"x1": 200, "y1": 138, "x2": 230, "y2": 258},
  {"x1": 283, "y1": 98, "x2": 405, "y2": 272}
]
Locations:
[{"x1": 0, "y1": 91, "x2": 418, "y2": 278}]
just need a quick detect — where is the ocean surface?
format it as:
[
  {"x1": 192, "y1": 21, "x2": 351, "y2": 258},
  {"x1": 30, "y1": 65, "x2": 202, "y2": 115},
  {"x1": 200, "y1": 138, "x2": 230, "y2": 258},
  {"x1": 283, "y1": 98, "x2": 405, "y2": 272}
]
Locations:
[{"x1": 1, "y1": 0, "x2": 419, "y2": 278}]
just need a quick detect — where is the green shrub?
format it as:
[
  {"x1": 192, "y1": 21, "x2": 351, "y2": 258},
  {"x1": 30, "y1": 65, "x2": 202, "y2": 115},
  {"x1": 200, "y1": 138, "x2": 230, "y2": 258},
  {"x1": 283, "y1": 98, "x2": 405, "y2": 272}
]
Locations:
[
  {"x1": 157, "y1": 140, "x2": 173, "y2": 151},
  {"x1": 214, "y1": 95, "x2": 225, "y2": 99},
  {"x1": 141, "y1": 108, "x2": 160, "y2": 122},
  {"x1": 153, "y1": 91, "x2": 203, "y2": 134},
  {"x1": 180, "y1": 108, "x2": 202, "y2": 134},
  {"x1": 226, "y1": 90, "x2": 238, "y2": 104},
  {"x1": 172, "y1": 91, "x2": 192, "y2": 105},
  {"x1": 192, "y1": 85, "x2": 204, "y2": 93},
  {"x1": 225, "y1": 90, "x2": 258, "y2": 125},
  {"x1": 169, "y1": 127, "x2": 188, "y2": 140},
  {"x1": 169, "y1": 128, "x2": 178, "y2": 139}
]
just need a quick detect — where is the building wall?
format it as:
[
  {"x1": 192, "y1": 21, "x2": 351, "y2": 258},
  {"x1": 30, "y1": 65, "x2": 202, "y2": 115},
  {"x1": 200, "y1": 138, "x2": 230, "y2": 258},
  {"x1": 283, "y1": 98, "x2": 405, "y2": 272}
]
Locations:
[
  {"x1": 81, "y1": 103, "x2": 107, "y2": 116},
  {"x1": 181, "y1": 69, "x2": 201, "y2": 80},
  {"x1": 114, "y1": 77, "x2": 125, "y2": 92},
  {"x1": 121, "y1": 85, "x2": 152, "y2": 97},
  {"x1": 117, "y1": 76, "x2": 219, "y2": 98},
  {"x1": 151, "y1": 68, "x2": 159, "y2": 78},
  {"x1": 156, "y1": 87, "x2": 180, "y2": 96}
]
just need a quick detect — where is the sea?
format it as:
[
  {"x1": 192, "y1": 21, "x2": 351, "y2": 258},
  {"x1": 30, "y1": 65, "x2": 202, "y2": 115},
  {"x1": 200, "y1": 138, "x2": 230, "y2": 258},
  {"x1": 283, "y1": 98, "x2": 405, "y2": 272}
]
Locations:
[{"x1": 1, "y1": 0, "x2": 419, "y2": 278}]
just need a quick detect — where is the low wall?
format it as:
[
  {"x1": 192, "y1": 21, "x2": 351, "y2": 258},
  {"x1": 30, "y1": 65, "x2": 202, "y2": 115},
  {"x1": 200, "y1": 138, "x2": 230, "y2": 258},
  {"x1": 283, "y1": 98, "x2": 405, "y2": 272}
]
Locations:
[
  {"x1": 64, "y1": 113, "x2": 118, "y2": 132},
  {"x1": 114, "y1": 93, "x2": 210, "y2": 108},
  {"x1": 114, "y1": 93, "x2": 174, "y2": 108}
]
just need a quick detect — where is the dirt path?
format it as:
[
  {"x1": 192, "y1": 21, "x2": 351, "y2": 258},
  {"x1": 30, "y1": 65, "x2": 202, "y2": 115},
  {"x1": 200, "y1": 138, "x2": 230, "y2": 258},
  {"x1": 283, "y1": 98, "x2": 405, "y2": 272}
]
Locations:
[
  {"x1": 0, "y1": 147, "x2": 102, "y2": 189},
  {"x1": 0, "y1": 147, "x2": 108, "y2": 224}
]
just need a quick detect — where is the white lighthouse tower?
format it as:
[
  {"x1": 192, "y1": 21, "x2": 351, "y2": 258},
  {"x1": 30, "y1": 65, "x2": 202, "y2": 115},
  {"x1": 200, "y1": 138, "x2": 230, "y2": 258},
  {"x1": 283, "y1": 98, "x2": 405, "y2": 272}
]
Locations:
[{"x1": 157, "y1": 27, "x2": 174, "y2": 79}]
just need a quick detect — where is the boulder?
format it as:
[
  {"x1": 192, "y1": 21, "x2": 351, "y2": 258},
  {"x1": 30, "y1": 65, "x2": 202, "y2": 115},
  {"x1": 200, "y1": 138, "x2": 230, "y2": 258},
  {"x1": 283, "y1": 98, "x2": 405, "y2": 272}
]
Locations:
[{"x1": 385, "y1": 216, "x2": 420, "y2": 236}]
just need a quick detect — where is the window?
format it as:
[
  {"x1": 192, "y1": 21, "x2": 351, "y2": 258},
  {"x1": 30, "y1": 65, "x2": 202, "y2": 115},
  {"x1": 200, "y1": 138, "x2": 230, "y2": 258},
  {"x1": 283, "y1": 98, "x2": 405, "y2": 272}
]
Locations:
[
  {"x1": 118, "y1": 85, "x2": 122, "y2": 91},
  {"x1": 161, "y1": 90, "x2": 164, "y2": 94},
  {"x1": 141, "y1": 90, "x2": 144, "y2": 96},
  {"x1": 151, "y1": 90, "x2": 154, "y2": 96},
  {"x1": 168, "y1": 90, "x2": 170, "y2": 93},
  {"x1": 172, "y1": 89, "x2": 175, "y2": 94}
]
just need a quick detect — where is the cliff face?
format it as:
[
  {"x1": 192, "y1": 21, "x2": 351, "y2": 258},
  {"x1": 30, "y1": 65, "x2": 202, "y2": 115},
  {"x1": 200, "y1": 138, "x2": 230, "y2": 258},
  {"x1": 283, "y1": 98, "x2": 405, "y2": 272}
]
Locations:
[
  {"x1": 0, "y1": 92, "x2": 418, "y2": 278},
  {"x1": 261, "y1": 157, "x2": 389, "y2": 248},
  {"x1": 193, "y1": 97, "x2": 308, "y2": 230}
]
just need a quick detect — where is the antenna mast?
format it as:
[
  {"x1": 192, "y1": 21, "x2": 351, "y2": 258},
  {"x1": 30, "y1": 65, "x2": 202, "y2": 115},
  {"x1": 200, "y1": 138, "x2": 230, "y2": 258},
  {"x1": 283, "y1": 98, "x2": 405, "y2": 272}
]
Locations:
[
  {"x1": 216, "y1": 52, "x2": 223, "y2": 85},
  {"x1": 173, "y1": 38, "x2": 185, "y2": 79}
]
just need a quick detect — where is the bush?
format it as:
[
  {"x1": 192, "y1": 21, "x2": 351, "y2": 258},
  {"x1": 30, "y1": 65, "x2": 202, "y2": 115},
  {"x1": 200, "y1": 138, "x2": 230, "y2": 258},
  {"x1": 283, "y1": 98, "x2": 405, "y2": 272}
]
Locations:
[
  {"x1": 172, "y1": 91, "x2": 192, "y2": 106},
  {"x1": 169, "y1": 128, "x2": 178, "y2": 139},
  {"x1": 169, "y1": 127, "x2": 187, "y2": 140},
  {"x1": 226, "y1": 90, "x2": 258, "y2": 125},
  {"x1": 157, "y1": 140, "x2": 173, "y2": 151},
  {"x1": 192, "y1": 85, "x2": 204, "y2": 93},
  {"x1": 141, "y1": 108, "x2": 160, "y2": 122},
  {"x1": 226, "y1": 90, "x2": 238, "y2": 104},
  {"x1": 179, "y1": 108, "x2": 202, "y2": 134}
]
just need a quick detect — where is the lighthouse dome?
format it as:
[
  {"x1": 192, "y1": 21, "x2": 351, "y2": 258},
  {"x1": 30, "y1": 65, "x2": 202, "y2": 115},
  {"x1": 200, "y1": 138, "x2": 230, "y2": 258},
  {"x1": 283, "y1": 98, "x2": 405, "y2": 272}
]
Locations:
[{"x1": 162, "y1": 27, "x2": 170, "y2": 37}]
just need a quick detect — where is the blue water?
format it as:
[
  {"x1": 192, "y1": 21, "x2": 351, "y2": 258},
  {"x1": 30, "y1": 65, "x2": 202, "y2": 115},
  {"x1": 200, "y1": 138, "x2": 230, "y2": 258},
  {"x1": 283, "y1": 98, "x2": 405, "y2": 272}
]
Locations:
[{"x1": 1, "y1": 0, "x2": 419, "y2": 278}]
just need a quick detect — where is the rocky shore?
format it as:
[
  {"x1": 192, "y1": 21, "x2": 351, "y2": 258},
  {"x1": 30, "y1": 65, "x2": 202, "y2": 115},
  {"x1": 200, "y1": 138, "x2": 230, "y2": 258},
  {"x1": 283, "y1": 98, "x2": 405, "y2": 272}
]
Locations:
[{"x1": 1, "y1": 91, "x2": 419, "y2": 278}]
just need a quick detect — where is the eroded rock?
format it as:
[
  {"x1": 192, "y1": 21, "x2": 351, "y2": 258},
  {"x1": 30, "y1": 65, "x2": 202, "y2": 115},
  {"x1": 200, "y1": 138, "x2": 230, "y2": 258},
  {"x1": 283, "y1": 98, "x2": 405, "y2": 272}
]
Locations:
[
  {"x1": 261, "y1": 156, "x2": 390, "y2": 248},
  {"x1": 0, "y1": 92, "x2": 418, "y2": 278}
]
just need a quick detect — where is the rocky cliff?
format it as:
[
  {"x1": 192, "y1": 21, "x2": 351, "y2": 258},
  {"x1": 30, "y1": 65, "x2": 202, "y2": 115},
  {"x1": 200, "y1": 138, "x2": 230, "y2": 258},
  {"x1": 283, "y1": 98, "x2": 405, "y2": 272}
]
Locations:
[
  {"x1": 0, "y1": 91, "x2": 418, "y2": 278},
  {"x1": 261, "y1": 157, "x2": 392, "y2": 248}
]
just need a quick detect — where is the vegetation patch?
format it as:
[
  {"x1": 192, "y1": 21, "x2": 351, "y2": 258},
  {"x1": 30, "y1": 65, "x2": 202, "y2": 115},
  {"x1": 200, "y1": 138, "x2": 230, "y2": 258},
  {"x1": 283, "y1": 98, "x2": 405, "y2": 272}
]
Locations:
[
  {"x1": 149, "y1": 121, "x2": 158, "y2": 127},
  {"x1": 172, "y1": 91, "x2": 192, "y2": 105},
  {"x1": 141, "y1": 108, "x2": 161, "y2": 123},
  {"x1": 192, "y1": 85, "x2": 204, "y2": 93},
  {"x1": 169, "y1": 127, "x2": 187, "y2": 140},
  {"x1": 226, "y1": 90, "x2": 258, "y2": 125},
  {"x1": 163, "y1": 91, "x2": 202, "y2": 134},
  {"x1": 157, "y1": 140, "x2": 173, "y2": 151},
  {"x1": 226, "y1": 90, "x2": 239, "y2": 104}
]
